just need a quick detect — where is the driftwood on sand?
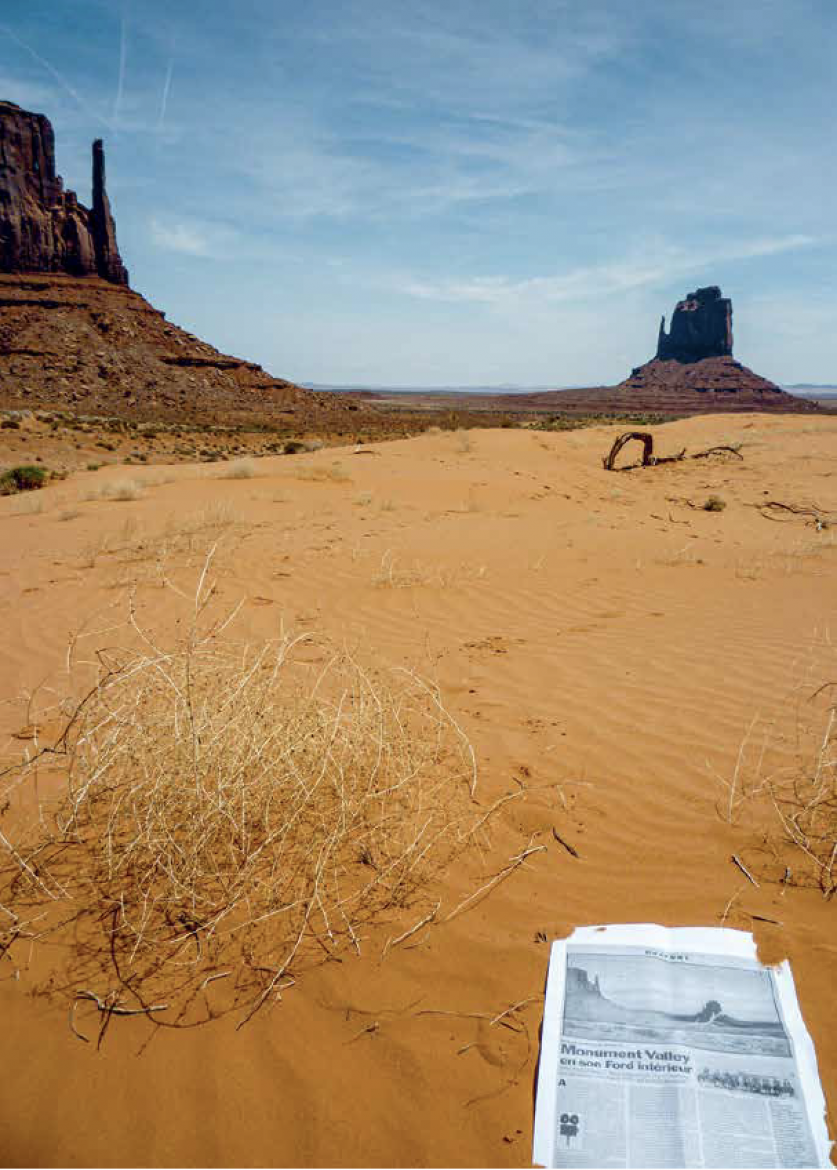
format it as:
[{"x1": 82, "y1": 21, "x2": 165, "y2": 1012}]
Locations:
[{"x1": 602, "y1": 431, "x2": 743, "y2": 471}]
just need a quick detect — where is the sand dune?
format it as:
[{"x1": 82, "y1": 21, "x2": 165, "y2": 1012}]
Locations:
[{"x1": 0, "y1": 414, "x2": 835, "y2": 1166}]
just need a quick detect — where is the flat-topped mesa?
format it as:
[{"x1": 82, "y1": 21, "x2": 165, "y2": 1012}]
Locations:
[
  {"x1": 656, "y1": 285, "x2": 732, "y2": 362},
  {"x1": 0, "y1": 100, "x2": 128, "y2": 285}
]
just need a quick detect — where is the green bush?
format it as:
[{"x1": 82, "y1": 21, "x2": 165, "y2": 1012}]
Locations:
[{"x1": 0, "y1": 465, "x2": 49, "y2": 495}]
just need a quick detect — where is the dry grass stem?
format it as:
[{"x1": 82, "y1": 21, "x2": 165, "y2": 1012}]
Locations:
[{"x1": 443, "y1": 837, "x2": 546, "y2": 922}]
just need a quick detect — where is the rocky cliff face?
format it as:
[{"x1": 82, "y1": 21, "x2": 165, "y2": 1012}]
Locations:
[
  {"x1": 0, "y1": 101, "x2": 128, "y2": 285},
  {"x1": 657, "y1": 286, "x2": 733, "y2": 362}
]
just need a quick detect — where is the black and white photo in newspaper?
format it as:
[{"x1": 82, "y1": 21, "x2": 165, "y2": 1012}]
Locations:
[{"x1": 533, "y1": 925, "x2": 831, "y2": 1169}]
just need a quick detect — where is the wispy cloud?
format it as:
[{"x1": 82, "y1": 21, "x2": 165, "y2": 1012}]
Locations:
[
  {"x1": 112, "y1": 3, "x2": 128, "y2": 128},
  {"x1": 401, "y1": 235, "x2": 818, "y2": 305},
  {"x1": 0, "y1": 70, "x2": 56, "y2": 113},
  {"x1": 149, "y1": 216, "x2": 238, "y2": 257},
  {"x1": 0, "y1": 23, "x2": 112, "y2": 127}
]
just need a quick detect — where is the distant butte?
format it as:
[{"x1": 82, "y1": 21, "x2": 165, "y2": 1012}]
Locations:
[
  {"x1": 615, "y1": 283, "x2": 815, "y2": 410},
  {"x1": 656, "y1": 286, "x2": 733, "y2": 362},
  {"x1": 496, "y1": 285, "x2": 818, "y2": 416}
]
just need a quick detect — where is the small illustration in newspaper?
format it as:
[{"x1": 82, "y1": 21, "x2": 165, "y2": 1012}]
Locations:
[{"x1": 563, "y1": 951, "x2": 790, "y2": 1057}]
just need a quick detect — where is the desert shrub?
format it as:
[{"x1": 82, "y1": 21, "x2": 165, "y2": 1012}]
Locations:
[
  {"x1": 1, "y1": 417, "x2": 21, "y2": 430},
  {"x1": 719, "y1": 700, "x2": 837, "y2": 897},
  {"x1": 703, "y1": 495, "x2": 726, "y2": 512},
  {"x1": 219, "y1": 458, "x2": 257, "y2": 479},
  {"x1": 0, "y1": 565, "x2": 479, "y2": 1027},
  {"x1": 0, "y1": 465, "x2": 49, "y2": 495},
  {"x1": 283, "y1": 439, "x2": 308, "y2": 455},
  {"x1": 533, "y1": 412, "x2": 675, "y2": 433},
  {"x1": 294, "y1": 462, "x2": 350, "y2": 483},
  {"x1": 10, "y1": 493, "x2": 43, "y2": 515},
  {"x1": 101, "y1": 478, "x2": 143, "y2": 501},
  {"x1": 84, "y1": 478, "x2": 143, "y2": 502},
  {"x1": 758, "y1": 708, "x2": 837, "y2": 896}
]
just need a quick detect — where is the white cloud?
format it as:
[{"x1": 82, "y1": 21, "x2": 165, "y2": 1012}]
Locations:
[
  {"x1": 400, "y1": 235, "x2": 818, "y2": 306},
  {"x1": 0, "y1": 72, "x2": 57, "y2": 113},
  {"x1": 148, "y1": 216, "x2": 238, "y2": 257}
]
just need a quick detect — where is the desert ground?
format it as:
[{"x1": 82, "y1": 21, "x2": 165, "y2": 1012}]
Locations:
[{"x1": 0, "y1": 412, "x2": 835, "y2": 1167}]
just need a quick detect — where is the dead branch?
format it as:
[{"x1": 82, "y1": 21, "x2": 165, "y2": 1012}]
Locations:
[
  {"x1": 551, "y1": 826, "x2": 580, "y2": 858},
  {"x1": 75, "y1": 990, "x2": 169, "y2": 1017},
  {"x1": 731, "y1": 854, "x2": 759, "y2": 888},
  {"x1": 690, "y1": 445, "x2": 743, "y2": 460},
  {"x1": 381, "y1": 901, "x2": 441, "y2": 959},
  {"x1": 604, "y1": 434, "x2": 743, "y2": 472},
  {"x1": 754, "y1": 500, "x2": 831, "y2": 526},
  {"x1": 70, "y1": 990, "x2": 169, "y2": 1047},
  {"x1": 443, "y1": 839, "x2": 546, "y2": 922},
  {"x1": 602, "y1": 432, "x2": 655, "y2": 471}
]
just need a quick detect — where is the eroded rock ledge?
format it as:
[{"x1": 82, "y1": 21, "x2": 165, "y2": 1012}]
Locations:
[{"x1": 0, "y1": 100, "x2": 128, "y2": 285}]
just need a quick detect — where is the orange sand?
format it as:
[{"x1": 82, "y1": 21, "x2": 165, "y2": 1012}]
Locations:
[{"x1": 0, "y1": 414, "x2": 834, "y2": 1167}]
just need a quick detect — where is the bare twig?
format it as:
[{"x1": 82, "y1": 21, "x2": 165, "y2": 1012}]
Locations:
[
  {"x1": 731, "y1": 854, "x2": 760, "y2": 887},
  {"x1": 381, "y1": 901, "x2": 441, "y2": 960},
  {"x1": 551, "y1": 826, "x2": 580, "y2": 858},
  {"x1": 443, "y1": 840, "x2": 546, "y2": 922}
]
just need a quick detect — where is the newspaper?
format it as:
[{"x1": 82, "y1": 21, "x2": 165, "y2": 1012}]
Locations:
[{"x1": 533, "y1": 925, "x2": 831, "y2": 1169}]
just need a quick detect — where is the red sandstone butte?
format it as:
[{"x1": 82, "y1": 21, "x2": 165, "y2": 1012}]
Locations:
[{"x1": 0, "y1": 100, "x2": 128, "y2": 285}]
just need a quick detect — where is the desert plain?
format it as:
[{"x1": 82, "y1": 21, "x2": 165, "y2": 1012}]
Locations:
[{"x1": 0, "y1": 411, "x2": 835, "y2": 1166}]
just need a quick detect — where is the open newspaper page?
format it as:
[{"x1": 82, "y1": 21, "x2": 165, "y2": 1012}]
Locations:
[{"x1": 533, "y1": 925, "x2": 831, "y2": 1169}]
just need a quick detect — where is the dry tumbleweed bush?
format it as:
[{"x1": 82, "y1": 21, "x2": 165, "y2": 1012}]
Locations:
[
  {"x1": 716, "y1": 696, "x2": 837, "y2": 897},
  {"x1": 765, "y1": 706, "x2": 837, "y2": 896},
  {"x1": 0, "y1": 554, "x2": 480, "y2": 1028}
]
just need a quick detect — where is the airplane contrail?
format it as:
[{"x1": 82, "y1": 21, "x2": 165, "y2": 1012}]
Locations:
[
  {"x1": 112, "y1": 4, "x2": 128, "y2": 128},
  {"x1": 0, "y1": 22, "x2": 112, "y2": 128},
  {"x1": 157, "y1": 53, "x2": 174, "y2": 130}
]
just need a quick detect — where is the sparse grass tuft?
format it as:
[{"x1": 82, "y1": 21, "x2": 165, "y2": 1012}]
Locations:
[
  {"x1": 89, "y1": 479, "x2": 144, "y2": 502},
  {"x1": 374, "y1": 550, "x2": 486, "y2": 589},
  {"x1": 454, "y1": 429, "x2": 472, "y2": 454},
  {"x1": 703, "y1": 495, "x2": 727, "y2": 512},
  {"x1": 219, "y1": 458, "x2": 258, "y2": 480},
  {"x1": 294, "y1": 462, "x2": 351, "y2": 484},
  {"x1": 10, "y1": 493, "x2": 44, "y2": 516}
]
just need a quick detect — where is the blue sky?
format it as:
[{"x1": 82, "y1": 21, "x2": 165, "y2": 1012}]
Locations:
[{"x1": 2, "y1": 0, "x2": 836, "y2": 386}]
